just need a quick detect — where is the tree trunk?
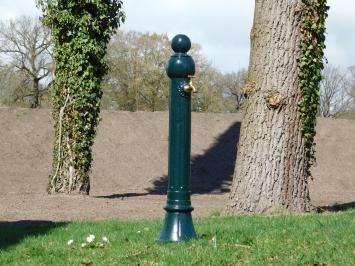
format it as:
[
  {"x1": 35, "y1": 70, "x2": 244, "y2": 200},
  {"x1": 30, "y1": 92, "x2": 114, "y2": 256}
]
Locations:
[
  {"x1": 227, "y1": 0, "x2": 314, "y2": 214},
  {"x1": 42, "y1": 0, "x2": 124, "y2": 196},
  {"x1": 48, "y1": 91, "x2": 90, "y2": 195},
  {"x1": 31, "y1": 79, "x2": 40, "y2": 108}
]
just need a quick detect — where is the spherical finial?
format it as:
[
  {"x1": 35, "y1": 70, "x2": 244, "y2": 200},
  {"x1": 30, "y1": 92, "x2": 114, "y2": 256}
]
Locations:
[{"x1": 171, "y1": 34, "x2": 191, "y2": 53}]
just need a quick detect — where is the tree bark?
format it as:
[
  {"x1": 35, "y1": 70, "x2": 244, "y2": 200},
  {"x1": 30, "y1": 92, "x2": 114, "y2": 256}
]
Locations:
[{"x1": 227, "y1": 0, "x2": 313, "y2": 214}]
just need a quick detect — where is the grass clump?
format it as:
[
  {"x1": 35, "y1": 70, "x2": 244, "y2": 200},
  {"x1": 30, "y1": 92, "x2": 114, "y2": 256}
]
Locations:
[{"x1": 0, "y1": 210, "x2": 354, "y2": 265}]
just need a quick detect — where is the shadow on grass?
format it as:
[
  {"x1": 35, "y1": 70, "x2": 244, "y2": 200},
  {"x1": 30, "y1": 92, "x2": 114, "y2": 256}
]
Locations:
[
  {"x1": 318, "y1": 202, "x2": 355, "y2": 212},
  {"x1": 0, "y1": 220, "x2": 66, "y2": 250},
  {"x1": 146, "y1": 122, "x2": 241, "y2": 195}
]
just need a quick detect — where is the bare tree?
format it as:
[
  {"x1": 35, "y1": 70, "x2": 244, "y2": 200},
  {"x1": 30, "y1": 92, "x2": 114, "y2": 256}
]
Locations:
[
  {"x1": 319, "y1": 65, "x2": 352, "y2": 117},
  {"x1": 0, "y1": 64, "x2": 33, "y2": 107},
  {"x1": 349, "y1": 66, "x2": 355, "y2": 100},
  {"x1": 0, "y1": 16, "x2": 52, "y2": 108},
  {"x1": 337, "y1": 66, "x2": 355, "y2": 118},
  {"x1": 222, "y1": 69, "x2": 248, "y2": 112},
  {"x1": 103, "y1": 31, "x2": 170, "y2": 111}
]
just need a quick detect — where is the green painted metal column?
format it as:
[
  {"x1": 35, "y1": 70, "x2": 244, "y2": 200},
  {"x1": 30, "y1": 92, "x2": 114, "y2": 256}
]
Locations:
[{"x1": 157, "y1": 34, "x2": 197, "y2": 242}]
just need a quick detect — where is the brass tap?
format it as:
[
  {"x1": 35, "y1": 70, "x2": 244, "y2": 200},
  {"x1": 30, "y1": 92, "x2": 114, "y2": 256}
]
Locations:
[{"x1": 183, "y1": 76, "x2": 197, "y2": 93}]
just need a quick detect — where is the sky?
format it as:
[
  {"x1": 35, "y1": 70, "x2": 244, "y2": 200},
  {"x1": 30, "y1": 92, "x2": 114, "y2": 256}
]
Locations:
[{"x1": 0, "y1": 0, "x2": 354, "y2": 73}]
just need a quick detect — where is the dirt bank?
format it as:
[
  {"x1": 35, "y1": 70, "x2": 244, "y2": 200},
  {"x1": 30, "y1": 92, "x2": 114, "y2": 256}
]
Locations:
[{"x1": 0, "y1": 108, "x2": 354, "y2": 221}]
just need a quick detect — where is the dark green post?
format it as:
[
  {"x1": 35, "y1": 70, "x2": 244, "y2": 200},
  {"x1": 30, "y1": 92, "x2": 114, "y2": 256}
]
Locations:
[{"x1": 158, "y1": 34, "x2": 197, "y2": 242}]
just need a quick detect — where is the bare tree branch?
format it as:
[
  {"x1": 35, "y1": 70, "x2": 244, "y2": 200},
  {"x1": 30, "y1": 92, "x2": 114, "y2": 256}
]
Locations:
[
  {"x1": 0, "y1": 16, "x2": 53, "y2": 108},
  {"x1": 319, "y1": 65, "x2": 352, "y2": 117}
]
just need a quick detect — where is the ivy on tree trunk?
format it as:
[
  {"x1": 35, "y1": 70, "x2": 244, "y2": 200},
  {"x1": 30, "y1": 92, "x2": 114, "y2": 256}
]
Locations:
[{"x1": 37, "y1": 0, "x2": 125, "y2": 194}]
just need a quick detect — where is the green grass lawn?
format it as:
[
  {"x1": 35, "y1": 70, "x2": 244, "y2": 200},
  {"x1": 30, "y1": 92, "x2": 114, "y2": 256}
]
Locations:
[{"x1": 0, "y1": 210, "x2": 354, "y2": 265}]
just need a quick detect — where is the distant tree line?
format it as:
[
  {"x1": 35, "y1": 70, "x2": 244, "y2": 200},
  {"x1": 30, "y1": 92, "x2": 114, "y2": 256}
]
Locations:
[
  {"x1": 0, "y1": 16, "x2": 354, "y2": 117},
  {"x1": 101, "y1": 30, "x2": 247, "y2": 113},
  {"x1": 0, "y1": 16, "x2": 245, "y2": 113}
]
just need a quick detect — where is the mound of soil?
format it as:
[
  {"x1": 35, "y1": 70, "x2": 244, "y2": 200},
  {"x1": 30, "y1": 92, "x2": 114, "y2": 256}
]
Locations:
[{"x1": 0, "y1": 108, "x2": 354, "y2": 221}]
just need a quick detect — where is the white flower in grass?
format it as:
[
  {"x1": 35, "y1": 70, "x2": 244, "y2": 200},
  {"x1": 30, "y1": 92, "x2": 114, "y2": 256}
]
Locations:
[
  {"x1": 86, "y1": 234, "x2": 96, "y2": 243},
  {"x1": 67, "y1": 239, "x2": 74, "y2": 245},
  {"x1": 81, "y1": 243, "x2": 87, "y2": 248},
  {"x1": 102, "y1": 236, "x2": 109, "y2": 243}
]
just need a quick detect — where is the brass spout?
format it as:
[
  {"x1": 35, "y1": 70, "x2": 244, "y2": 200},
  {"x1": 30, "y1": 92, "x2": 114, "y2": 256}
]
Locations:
[{"x1": 183, "y1": 80, "x2": 197, "y2": 93}]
